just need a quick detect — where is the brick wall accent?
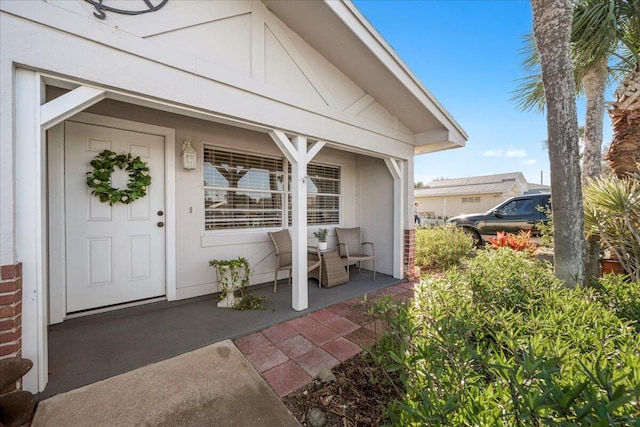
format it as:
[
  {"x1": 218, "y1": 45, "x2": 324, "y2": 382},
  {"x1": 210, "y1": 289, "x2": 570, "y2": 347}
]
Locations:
[
  {"x1": 403, "y1": 229, "x2": 417, "y2": 280},
  {"x1": 1, "y1": 263, "x2": 23, "y2": 393}
]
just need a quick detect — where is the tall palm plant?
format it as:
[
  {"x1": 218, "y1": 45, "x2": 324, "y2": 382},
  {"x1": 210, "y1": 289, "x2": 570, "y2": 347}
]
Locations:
[
  {"x1": 574, "y1": 0, "x2": 640, "y2": 178},
  {"x1": 518, "y1": 0, "x2": 639, "y2": 280},
  {"x1": 514, "y1": 1, "x2": 637, "y2": 185}
]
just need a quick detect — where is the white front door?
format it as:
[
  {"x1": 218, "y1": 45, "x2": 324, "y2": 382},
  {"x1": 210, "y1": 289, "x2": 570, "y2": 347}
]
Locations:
[{"x1": 64, "y1": 121, "x2": 166, "y2": 313}]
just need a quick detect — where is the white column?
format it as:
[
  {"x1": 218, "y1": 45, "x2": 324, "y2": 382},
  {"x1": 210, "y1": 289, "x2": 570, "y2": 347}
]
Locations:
[
  {"x1": 289, "y1": 135, "x2": 308, "y2": 311},
  {"x1": 269, "y1": 131, "x2": 325, "y2": 311},
  {"x1": 384, "y1": 158, "x2": 404, "y2": 279},
  {"x1": 15, "y1": 69, "x2": 47, "y2": 392}
]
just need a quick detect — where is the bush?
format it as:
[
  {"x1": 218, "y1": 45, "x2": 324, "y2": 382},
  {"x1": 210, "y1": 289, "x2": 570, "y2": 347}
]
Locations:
[
  {"x1": 536, "y1": 204, "x2": 554, "y2": 248},
  {"x1": 593, "y1": 273, "x2": 640, "y2": 331},
  {"x1": 465, "y1": 249, "x2": 560, "y2": 313},
  {"x1": 370, "y1": 250, "x2": 640, "y2": 426},
  {"x1": 415, "y1": 224, "x2": 474, "y2": 271}
]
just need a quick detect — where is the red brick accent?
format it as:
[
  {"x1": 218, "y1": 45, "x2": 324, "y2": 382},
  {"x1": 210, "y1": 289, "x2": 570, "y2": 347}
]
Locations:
[
  {"x1": 403, "y1": 229, "x2": 417, "y2": 280},
  {"x1": 1, "y1": 263, "x2": 22, "y2": 280},
  {"x1": 0, "y1": 342, "x2": 21, "y2": 357},
  {"x1": 0, "y1": 289, "x2": 21, "y2": 306},
  {"x1": 0, "y1": 263, "x2": 23, "y2": 392}
]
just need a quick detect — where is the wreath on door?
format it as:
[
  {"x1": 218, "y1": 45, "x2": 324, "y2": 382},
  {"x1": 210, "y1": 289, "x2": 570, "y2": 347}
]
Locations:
[{"x1": 86, "y1": 149, "x2": 151, "y2": 205}]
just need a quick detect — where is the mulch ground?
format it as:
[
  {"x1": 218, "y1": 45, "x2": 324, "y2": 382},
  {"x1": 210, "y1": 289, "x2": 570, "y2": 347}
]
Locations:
[{"x1": 282, "y1": 348, "x2": 402, "y2": 427}]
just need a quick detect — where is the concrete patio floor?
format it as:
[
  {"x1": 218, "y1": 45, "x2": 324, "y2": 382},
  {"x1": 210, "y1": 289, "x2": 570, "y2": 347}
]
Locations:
[{"x1": 37, "y1": 270, "x2": 402, "y2": 401}]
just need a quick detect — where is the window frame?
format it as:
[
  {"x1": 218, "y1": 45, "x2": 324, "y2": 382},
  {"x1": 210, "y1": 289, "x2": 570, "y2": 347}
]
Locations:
[
  {"x1": 202, "y1": 144, "x2": 286, "y2": 233},
  {"x1": 202, "y1": 145, "x2": 342, "y2": 233}
]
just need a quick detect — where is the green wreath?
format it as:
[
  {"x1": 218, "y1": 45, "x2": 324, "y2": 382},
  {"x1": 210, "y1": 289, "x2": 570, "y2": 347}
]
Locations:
[{"x1": 86, "y1": 149, "x2": 151, "y2": 205}]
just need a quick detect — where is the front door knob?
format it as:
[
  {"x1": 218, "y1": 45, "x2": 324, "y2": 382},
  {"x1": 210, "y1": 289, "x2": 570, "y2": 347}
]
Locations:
[{"x1": 157, "y1": 222, "x2": 164, "y2": 228}]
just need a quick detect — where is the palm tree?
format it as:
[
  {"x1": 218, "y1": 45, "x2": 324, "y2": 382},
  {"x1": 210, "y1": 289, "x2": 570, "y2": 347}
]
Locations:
[
  {"x1": 514, "y1": 2, "x2": 633, "y2": 186},
  {"x1": 517, "y1": 0, "x2": 639, "y2": 279},
  {"x1": 573, "y1": 0, "x2": 640, "y2": 178},
  {"x1": 531, "y1": 0, "x2": 584, "y2": 287}
]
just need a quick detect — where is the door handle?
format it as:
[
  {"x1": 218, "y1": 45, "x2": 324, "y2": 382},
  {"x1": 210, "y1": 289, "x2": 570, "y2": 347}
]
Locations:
[{"x1": 157, "y1": 222, "x2": 164, "y2": 228}]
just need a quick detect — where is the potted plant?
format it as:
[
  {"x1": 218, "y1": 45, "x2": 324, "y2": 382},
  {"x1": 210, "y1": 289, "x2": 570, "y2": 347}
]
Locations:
[
  {"x1": 208, "y1": 257, "x2": 264, "y2": 309},
  {"x1": 584, "y1": 173, "x2": 639, "y2": 280},
  {"x1": 313, "y1": 228, "x2": 329, "y2": 250}
]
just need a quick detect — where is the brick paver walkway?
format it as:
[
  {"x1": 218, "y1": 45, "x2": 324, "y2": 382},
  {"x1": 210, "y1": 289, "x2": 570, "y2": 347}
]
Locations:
[{"x1": 234, "y1": 281, "x2": 416, "y2": 397}]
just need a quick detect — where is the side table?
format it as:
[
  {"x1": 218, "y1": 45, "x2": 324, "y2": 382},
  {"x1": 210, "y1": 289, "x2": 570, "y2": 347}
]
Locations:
[{"x1": 310, "y1": 249, "x2": 349, "y2": 288}]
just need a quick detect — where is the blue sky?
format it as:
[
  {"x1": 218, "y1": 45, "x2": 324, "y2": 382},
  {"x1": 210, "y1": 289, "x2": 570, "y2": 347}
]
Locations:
[{"x1": 354, "y1": 0, "x2": 614, "y2": 186}]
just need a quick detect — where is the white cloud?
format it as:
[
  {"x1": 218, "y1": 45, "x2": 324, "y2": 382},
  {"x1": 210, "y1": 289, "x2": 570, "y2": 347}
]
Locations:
[
  {"x1": 521, "y1": 158, "x2": 537, "y2": 166},
  {"x1": 481, "y1": 149, "x2": 503, "y2": 157},
  {"x1": 505, "y1": 149, "x2": 527, "y2": 158}
]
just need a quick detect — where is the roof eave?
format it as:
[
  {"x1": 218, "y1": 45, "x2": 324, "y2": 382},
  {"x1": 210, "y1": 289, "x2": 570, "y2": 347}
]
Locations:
[{"x1": 413, "y1": 128, "x2": 467, "y2": 155}]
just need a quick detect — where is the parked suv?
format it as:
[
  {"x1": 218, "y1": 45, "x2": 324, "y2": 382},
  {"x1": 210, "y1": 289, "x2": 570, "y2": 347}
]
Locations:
[{"x1": 448, "y1": 193, "x2": 551, "y2": 246}]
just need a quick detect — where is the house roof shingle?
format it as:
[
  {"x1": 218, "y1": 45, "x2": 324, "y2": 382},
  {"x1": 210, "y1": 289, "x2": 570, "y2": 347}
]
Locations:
[{"x1": 415, "y1": 172, "x2": 526, "y2": 197}]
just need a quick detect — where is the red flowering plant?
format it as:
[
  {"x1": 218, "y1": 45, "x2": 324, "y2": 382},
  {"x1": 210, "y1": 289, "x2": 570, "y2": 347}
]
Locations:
[{"x1": 487, "y1": 230, "x2": 537, "y2": 252}]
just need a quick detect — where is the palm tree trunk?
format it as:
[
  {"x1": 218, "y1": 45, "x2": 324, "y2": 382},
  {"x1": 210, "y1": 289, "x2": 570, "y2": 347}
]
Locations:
[
  {"x1": 532, "y1": 0, "x2": 585, "y2": 287},
  {"x1": 606, "y1": 68, "x2": 640, "y2": 178},
  {"x1": 581, "y1": 57, "x2": 608, "y2": 185},
  {"x1": 581, "y1": 58, "x2": 608, "y2": 281}
]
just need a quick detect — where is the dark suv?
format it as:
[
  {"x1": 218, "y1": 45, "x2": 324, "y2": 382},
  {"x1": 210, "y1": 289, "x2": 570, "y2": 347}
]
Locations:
[{"x1": 448, "y1": 193, "x2": 551, "y2": 246}]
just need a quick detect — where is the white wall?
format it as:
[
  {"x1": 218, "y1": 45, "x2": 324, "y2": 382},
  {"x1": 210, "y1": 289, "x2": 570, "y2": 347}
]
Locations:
[
  {"x1": 357, "y1": 156, "x2": 394, "y2": 275},
  {"x1": 415, "y1": 193, "x2": 505, "y2": 219}
]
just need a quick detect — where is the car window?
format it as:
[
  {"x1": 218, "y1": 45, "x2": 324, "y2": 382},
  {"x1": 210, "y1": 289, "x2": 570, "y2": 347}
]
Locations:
[{"x1": 500, "y1": 198, "x2": 535, "y2": 216}]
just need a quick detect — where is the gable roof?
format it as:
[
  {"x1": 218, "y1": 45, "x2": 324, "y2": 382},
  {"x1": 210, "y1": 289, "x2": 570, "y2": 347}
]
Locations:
[
  {"x1": 415, "y1": 172, "x2": 527, "y2": 197},
  {"x1": 262, "y1": 0, "x2": 468, "y2": 153}
]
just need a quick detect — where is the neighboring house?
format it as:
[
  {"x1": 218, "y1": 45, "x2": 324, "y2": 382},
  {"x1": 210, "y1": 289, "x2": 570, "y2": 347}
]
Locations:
[
  {"x1": 0, "y1": 0, "x2": 467, "y2": 392},
  {"x1": 414, "y1": 172, "x2": 549, "y2": 220}
]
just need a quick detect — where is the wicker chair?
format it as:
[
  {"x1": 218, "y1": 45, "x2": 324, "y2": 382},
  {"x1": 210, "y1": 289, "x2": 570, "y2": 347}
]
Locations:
[
  {"x1": 268, "y1": 230, "x2": 322, "y2": 292},
  {"x1": 335, "y1": 227, "x2": 376, "y2": 280}
]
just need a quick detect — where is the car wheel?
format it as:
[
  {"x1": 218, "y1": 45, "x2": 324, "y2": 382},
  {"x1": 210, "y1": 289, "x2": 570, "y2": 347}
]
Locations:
[{"x1": 464, "y1": 228, "x2": 482, "y2": 247}]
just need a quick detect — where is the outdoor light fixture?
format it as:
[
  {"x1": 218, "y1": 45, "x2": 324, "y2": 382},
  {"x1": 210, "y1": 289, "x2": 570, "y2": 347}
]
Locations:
[{"x1": 181, "y1": 137, "x2": 197, "y2": 170}]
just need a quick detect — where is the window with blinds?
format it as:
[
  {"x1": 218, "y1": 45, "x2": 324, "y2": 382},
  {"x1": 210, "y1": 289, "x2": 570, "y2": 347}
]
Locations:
[
  {"x1": 203, "y1": 147, "x2": 285, "y2": 230},
  {"x1": 288, "y1": 163, "x2": 341, "y2": 225},
  {"x1": 203, "y1": 146, "x2": 341, "y2": 231}
]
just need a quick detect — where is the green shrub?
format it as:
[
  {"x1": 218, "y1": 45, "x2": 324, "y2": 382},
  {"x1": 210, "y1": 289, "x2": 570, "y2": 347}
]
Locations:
[
  {"x1": 415, "y1": 224, "x2": 474, "y2": 271},
  {"x1": 594, "y1": 274, "x2": 640, "y2": 331},
  {"x1": 370, "y1": 250, "x2": 640, "y2": 426},
  {"x1": 466, "y1": 249, "x2": 561, "y2": 313},
  {"x1": 536, "y1": 204, "x2": 554, "y2": 248}
]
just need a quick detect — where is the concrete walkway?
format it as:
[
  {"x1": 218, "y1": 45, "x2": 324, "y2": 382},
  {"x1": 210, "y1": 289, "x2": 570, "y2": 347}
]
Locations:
[{"x1": 32, "y1": 340, "x2": 300, "y2": 426}]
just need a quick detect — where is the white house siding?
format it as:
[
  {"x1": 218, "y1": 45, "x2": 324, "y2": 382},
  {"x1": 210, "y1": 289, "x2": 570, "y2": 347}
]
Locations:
[
  {"x1": 0, "y1": 2, "x2": 416, "y2": 161},
  {"x1": 357, "y1": 156, "x2": 396, "y2": 274},
  {"x1": 416, "y1": 193, "x2": 505, "y2": 219}
]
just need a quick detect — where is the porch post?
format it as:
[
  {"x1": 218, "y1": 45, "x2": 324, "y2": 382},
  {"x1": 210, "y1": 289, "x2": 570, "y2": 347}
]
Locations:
[
  {"x1": 290, "y1": 135, "x2": 309, "y2": 311},
  {"x1": 384, "y1": 158, "x2": 405, "y2": 279},
  {"x1": 15, "y1": 69, "x2": 47, "y2": 392},
  {"x1": 269, "y1": 131, "x2": 313, "y2": 311}
]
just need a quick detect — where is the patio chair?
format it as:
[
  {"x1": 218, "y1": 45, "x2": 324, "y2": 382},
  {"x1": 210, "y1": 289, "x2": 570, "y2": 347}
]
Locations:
[
  {"x1": 268, "y1": 230, "x2": 322, "y2": 292},
  {"x1": 335, "y1": 227, "x2": 376, "y2": 280}
]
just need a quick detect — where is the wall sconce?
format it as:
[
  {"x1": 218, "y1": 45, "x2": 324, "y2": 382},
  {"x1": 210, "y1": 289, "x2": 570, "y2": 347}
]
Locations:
[{"x1": 181, "y1": 137, "x2": 197, "y2": 170}]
